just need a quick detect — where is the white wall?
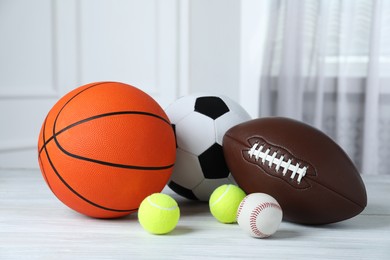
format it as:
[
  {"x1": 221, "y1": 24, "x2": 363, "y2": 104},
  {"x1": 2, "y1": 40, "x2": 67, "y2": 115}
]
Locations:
[
  {"x1": 188, "y1": 0, "x2": 241, "y2": 98},
  {"x1": 181, "y1": 0, "x2": 270, "y2": 117},
  {"x1": 0, "y1": 0, "x2": 267, "y2": 169}
]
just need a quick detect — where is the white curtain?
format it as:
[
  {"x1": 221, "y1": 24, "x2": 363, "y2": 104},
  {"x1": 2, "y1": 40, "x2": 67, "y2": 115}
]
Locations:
[{"x1": 259, "y1": 0, "x2": 390, "y2": 175}]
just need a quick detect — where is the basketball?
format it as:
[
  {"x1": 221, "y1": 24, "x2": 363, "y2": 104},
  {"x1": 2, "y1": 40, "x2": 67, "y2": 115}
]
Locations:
[{"x1": 37, "y1": 82, "x2": 176, "y2": 218}]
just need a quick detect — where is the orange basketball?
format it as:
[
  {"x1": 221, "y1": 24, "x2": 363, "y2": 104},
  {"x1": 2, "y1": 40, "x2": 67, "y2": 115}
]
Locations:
[{"x1": 37, "y1": 82, "x2": 176, "y2": 218}]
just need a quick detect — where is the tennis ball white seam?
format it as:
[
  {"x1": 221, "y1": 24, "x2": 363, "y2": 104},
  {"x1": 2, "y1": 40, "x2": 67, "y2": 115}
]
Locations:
[
  {"x1": 147, "y1": 197, "x2": 178, "y2": 211},
  {"x1": 210, "y1": 185, "x2": 232, "y2": 207}
]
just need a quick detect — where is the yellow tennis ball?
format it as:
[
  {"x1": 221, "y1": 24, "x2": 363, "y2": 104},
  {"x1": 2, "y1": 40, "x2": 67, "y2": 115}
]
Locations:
[
  {"x1": 138, "y1": 193, "x2": 180, "y2": 235},
  {"x1": 209, "y1": 184, "x2": 246, "y2": 223}
]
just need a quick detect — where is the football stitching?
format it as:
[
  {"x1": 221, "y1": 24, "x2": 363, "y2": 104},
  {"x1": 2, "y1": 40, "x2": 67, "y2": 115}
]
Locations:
[
  {"x1": 225, "y1": 133, "x2": 365, "y2": 209},
  {"x1": 250, "y1": 202, "x2": 282, "y2": 238},
  {"x1": 248, "y1": 142, "x2": 308, "y2": 184}
]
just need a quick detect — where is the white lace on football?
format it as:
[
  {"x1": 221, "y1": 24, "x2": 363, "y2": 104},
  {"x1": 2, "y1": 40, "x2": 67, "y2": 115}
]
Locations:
[{"x1": 248, "y1": 143, "x2": 307, "y2": 184}]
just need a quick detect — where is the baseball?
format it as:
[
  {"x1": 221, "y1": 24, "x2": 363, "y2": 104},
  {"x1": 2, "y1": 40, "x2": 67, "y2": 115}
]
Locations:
[{"x1": 237, "y1": 193, "x2": 283, "y2": 238}]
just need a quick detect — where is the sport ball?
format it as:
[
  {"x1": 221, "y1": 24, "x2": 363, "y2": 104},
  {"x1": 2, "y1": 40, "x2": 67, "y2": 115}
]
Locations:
[
  {"x1": 223, "y1": 117, "x2": 367, "y2": 225},
  {"x1": 165, "y1": 94, "x2": 251, "y2": 201},
  {"x1": 237, "y1": 193, "x2": 283, "y2": 238},
  {"x1": 209, "y1": 184, "x2": 246, "y2": 223},
  {"x1": 38, "y1": 82, "x2": 176, "y2": 218},
  {"x1": 138, "y1": 193, "x2": 180, "y2": 235}
]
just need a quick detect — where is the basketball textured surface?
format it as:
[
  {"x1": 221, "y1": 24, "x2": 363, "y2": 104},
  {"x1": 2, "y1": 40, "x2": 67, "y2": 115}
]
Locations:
[
  {"x1": 165, "y1": 94, "x2": 251, "y2": 201},
  {"x1": 38, "y1": 82, "x2": 176, "y2": 218},
  {"x1": 223, "y1": 117, "x2": 367, "y2": 225}
]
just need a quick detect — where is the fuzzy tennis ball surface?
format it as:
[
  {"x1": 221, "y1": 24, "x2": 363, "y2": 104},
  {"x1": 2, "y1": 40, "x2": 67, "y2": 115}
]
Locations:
[
  {"x1": 209, "y1": 184, "x2": 246, "y2": 223},
  {"x1": 138, "y1": 193, "x2": 180, "y2": 235}
]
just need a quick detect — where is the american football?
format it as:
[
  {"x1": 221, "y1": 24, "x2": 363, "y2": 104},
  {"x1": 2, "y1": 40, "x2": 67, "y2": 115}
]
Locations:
[{"x1": 223, "y1": 117, "x2": 367, "y2": 225}]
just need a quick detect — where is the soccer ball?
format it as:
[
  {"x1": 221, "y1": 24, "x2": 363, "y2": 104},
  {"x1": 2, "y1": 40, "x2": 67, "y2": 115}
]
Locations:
[{"x1": 165, "y1": 94, "x2": 251, "y2": 201}]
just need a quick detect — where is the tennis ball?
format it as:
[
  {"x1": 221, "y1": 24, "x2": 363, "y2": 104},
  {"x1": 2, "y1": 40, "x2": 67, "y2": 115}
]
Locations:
[
  {"x1": 138, "y1": 193, "x2": 180, "y2": 235},
  {"x1": 209, "y1": 184, "x2": 246, "y2": 223}
]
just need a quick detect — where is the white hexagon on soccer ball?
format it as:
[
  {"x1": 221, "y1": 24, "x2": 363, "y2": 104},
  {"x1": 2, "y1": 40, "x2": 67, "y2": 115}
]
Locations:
[
  {"x1": 192, "y1": 178, "x2": 237, "y2": 201},
  {"x1": 175, "y1": 112, "x2": 216, "y2": 156},
  {"x1": 169, "y1": 148, "x2": 204, "y2": 190},
  {"x1": 215, "y1": 110, "x2": 251, "y2": 144},
  {"x1": 165, "y1": 95, "x2": 197, "y2": 124}
]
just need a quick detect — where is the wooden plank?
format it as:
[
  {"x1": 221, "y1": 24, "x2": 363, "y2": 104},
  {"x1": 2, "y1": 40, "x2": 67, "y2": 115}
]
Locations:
[{"x1": 0, "y1": 170, "x2": 389, "y2": 259}]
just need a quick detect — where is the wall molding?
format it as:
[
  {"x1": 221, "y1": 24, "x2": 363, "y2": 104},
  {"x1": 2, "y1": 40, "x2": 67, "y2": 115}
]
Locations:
[
  {"x1": 0, "y1": 88, "x2": 58, "y2": 99},
  {"x1": 0, "y1": 0, "x2": 183, "y2": 169},
  {"x1": 0, "y1": 139, "x2": 37, "y2": 153}
]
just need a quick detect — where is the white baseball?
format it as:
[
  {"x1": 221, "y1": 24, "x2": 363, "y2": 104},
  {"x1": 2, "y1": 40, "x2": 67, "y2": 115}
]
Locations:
[{"x1": 237, "y1": 193, "x2": 283, "y2": 238}]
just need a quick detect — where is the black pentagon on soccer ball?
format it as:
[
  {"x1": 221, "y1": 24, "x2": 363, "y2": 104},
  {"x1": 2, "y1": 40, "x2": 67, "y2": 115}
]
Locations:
[
  {"x1": 171, "y1": 124, "x2": 178, "y2": 148},
  {"x1": 198, "y1": 143, "x2": 230, "y2": 179},
  {"x1": 168, "y1": 181, "x2": 198, "y2": 200},
  {"x1": 194, "y1": 96, "x2": 230, "y2": 120}
]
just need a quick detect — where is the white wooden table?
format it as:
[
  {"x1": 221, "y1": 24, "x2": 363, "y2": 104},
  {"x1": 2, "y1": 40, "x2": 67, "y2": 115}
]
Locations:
[{"x1": 1, "y1": 169, "x2": 389, "y2": 259}]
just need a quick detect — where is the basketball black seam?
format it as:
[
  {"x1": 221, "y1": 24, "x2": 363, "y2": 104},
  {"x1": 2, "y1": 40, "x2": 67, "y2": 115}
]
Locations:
[
  {"x1": 38, "y1": 82, "x2": 103, "y2": 155},
  {"x1": 39, "y1": 81, "x2": 174, "y2": 170},
  {"x1": 43, "y1": 144, "x2": 137, "y2": 213},
  {"x1": 38, "y1": 82, "x2": 152, "y2": 213},
  {"x1": 41, "y1": 112, "x2": 137, "y2": 212},
  {"x1": 39, "y1": 110, "x2": 171, "y2": 154},
  {"x1": 38, "y1": 116, "x2": 55, "y2": 192},
  {"x1": 39, "y1": 111, "x2": 175, "y2": 170}
]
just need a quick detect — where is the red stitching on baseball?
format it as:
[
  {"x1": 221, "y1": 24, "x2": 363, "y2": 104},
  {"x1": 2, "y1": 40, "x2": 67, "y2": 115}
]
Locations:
[
  {"x1": 249, "y1": 202, "x2": 281, "y2": 238},
  {"x1": 236, "y1": 196, "x2": 248, "y2": 219}
]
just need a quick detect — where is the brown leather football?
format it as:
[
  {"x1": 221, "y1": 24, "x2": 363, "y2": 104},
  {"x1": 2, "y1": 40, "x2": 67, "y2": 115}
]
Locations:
[{"x1": 223, "y1": 117, "x2": 367, "y2": 225}]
